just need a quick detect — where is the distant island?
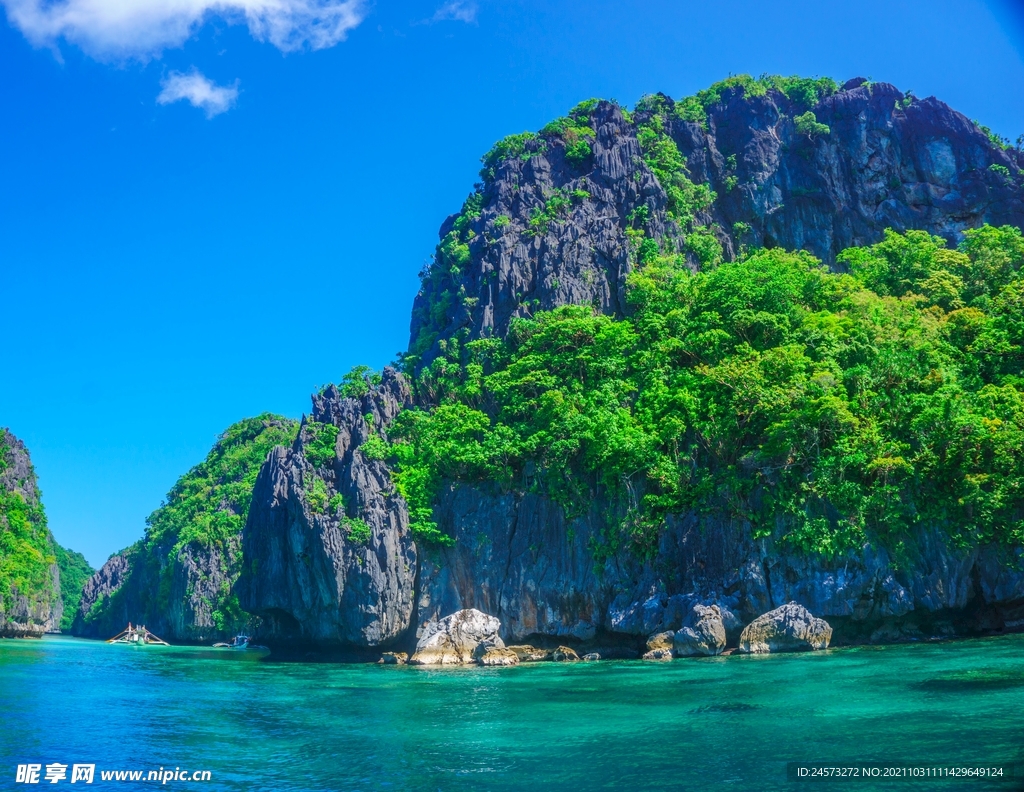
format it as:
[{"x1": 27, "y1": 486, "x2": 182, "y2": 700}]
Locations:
[{"x1": 6, "y1": 75, "x2": 1024, "y2": 661}]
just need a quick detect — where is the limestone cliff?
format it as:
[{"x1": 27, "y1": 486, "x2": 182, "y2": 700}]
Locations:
[
  {"x1": 73, "y1": 415, "x2": 297, "y2": 642},
  {"x1": 233, "y1": 77, "x2": 1024, "y2": 651},
  {"x1": 0, "y1": 429, "x2": 63, "y2": 637}
]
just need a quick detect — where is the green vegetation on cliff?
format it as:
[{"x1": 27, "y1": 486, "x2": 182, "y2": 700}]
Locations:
[
  {"x1": 144, "y1": 415, "x2": 298, "y2": 554},
  {"x1": 390, "y1": 225, "x2": 1024, "y2": 560},
  {"x1": 54, "y1": 544, "x2": 92, "y2": 631},
  {"x1": 0, "y1": 433, "x2": 56, "y2": 613},
  {"x1": 79, "y1": 414, "x2": 297, "y2": 636}
]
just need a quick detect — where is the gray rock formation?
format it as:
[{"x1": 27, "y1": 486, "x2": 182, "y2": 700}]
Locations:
[
  {"x1": 674, "y1": 604, "x2": 727, "y2": 657},
  {"x1": 410, "y1": 84, "x2": 1024, "y2": 371},
  {"x1": 73, "y1": 415, "x2": 298, "y2": 644},
  {"x1": 551, "y1": 645, "x2": 580, "y2": 662},
  {"x1": 739, "y1": 602, "x2": 833, "y2": 654},
  {"x1": 508, "y1": 645, "x2": 552, "y2": 662},
  {"x1": 238, "y1": 370, "x2": 416, "y2": 647},
  {"x1": 645, "y1": 631, "x2": 675, "y2": 652},
  {"x1": 234, "y1": 79, "x2": 1024, "y2": 655},
  {"x1": 0, "y1": 429, "x2": 62, "y2": 637},
  {"x1": 409, "y1": 608, "x2": 502, "y2": 665},
  {"x1": 678, "y1": 79, "x2": 1024, "y2": 263}
]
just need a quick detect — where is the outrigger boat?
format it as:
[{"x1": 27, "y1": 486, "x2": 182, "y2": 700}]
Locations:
[
  {"x1": 212, "y1": 634, "x2": 250, "y2": 649},
  {"x1": 106, "y1": 623, "x2": 170, "y2": 646}
]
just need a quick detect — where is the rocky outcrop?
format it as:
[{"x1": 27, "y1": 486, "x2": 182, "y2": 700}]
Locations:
[
  {"x1": 409, "y1": 608, "x2": 503, "y2": 665},
  {"x1": 645, "y1": 631, "x2": 675, "y2": 652},
  {"x1": 72, "y1": 536, "x2": 242, "y2": 643},
  {"x1": 0, "y1": 429, "x2": 62, "y2": 637},
  {"x1": 410, "y1": 100, "x2": 673, "y2": 365},
  {"x1": 508, "y1": 645, "x2": 552, "y2": 662},
  {"x1": 238, "y1": 370, "x2": 416, "y2": 647},
  {"x1": 409, "y1": 82, "x2": 1024, "y2": 370},
  {"x1": 739, "y1": 602, "x2": 833, "y2": 654},
  {"x1": 674, "y1": 604, "x2": 727, "y2": 657},
  {"x1": 233, "y1": 78, "x2": 1024, "y2": 656},
  {"x1": 73, "y1": 415, "x2": 297, "y2": 644},
  {"x1": 670, "y1": 80, "x2": 1024, "y2": 263}
]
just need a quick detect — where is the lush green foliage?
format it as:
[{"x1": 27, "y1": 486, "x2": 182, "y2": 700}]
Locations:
[
  {"x1": 0, "y1": 475, "x2": 55, "y2": 612},
  {"x1": 634, "y1": 98, "x2": 720, "y2": 267},
  {"x1": 336, "y1": 365, "x2": 382, "y2": 398},
  {"x1": 480, "y1": 132, "x2": 541, "y2": 181},
  {"x1": 342, "y1": 517, "x2": 372, "y2": 545},
  {"x1": 303, "y1": 421, "x2": 340, "y2": 469},
  {"x1": 674, "y1": 74, "x2": 839, "y2": 127},
  {"x1": 794, "y1": 111, "x2": 831, "y2": 138},
  {"x1": 389, "y1": 226, "x2": 1024, "y2": 560},
  {"x1": 541, "y1": 100, "x2": 600, "y2": 167},
  {"x1": 145, "y1": 415, "x2": 298, "y2": 553},
  {"x1": 54, "y1": 544, "x2": 93, "y2": 631}
]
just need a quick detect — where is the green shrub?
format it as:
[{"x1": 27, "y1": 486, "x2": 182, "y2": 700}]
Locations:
[
  {"x1": 360, "y1": 435, "x2": 390, "y2": 461},
  {"x1": 54, "y1": 544, "x2": 93, "y2": 631},
  {"x1": 343, "y1": 517, "x2": 372, "y2": 545},
  {"x1": 480, "y1": 132, "x2": 542, "y2": 181},
  {"x1": 990, "y1": 164, "x2": 1011, "y2": 178},
  {"x1": 794, "y1": 111, "x2": 830, "y2": 138},
  {"x1": 339, "y1": 365, "x2": 381, "y2": 398},
  {"x1": 303, "y1": 421, "x2": 339, "y2": 469},
  {"x1": 307, "y1": 477, "x2": 328, "y2": 514}
]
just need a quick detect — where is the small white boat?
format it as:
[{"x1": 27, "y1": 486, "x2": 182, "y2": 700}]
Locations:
[
  {"x1": 212, "y1": 634, "x2": 250, "y2": 649},
  {"x1": 106, "y1": 623, "x2": 170, "y2": 646}
]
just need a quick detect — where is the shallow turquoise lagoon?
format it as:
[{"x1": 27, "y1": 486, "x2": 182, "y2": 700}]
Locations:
[{"x1": 1, "y1": 634, "x2": 1022, "y2": 790}]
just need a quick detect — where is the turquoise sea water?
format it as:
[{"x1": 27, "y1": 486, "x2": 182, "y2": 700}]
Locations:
[{"x1": 1, "y1": 634, "x2": 1022, "y2": 791}]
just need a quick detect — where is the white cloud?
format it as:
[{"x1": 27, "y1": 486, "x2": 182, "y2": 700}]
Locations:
[
  {"x1": 1, "y1": 0, "x2": 367, "y2": 59},
  {"x1": 431, "y1": 0, "x2": 476, "y2": 23},
  {"x1": 157, "y1": 69, "x2": 238, "y2": 117}
]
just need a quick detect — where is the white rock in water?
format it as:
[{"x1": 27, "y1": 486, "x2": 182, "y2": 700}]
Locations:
[
  {"x1": 409, "y1": 609, "x2": 503, "y2": 665},
  {"x1": 674, "y1": 604, "x2": 727, "y2": 657},
  {"x1": 738, "y1": 602, "x2": 832, "y2": 654}
]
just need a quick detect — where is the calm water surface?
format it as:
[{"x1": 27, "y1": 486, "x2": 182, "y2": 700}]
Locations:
[{"x1": 1, "y1": 634, "x2": 1022, "y2": 791}]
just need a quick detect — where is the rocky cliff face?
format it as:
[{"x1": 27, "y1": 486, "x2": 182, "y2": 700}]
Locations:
[
  {"x1": 73, "y1": 415, "x2": 297, "y2": 643},
  {"x1": 238, "y1": 370, "x2": 417, "y2": 647},
  {"x1": 0, "y1": 429, "x2": 62, "y2": 637},
  {"x1": 409, "y1": 80, "x2": 1024, "y2": 368},
  {"x1": 72, "y1": 534, "x2": 245, "y2": 642},
  {"x1": 236, "y1": 78, "x2": 1024, "y2": 652},
  {"x1": 670, "y1": 78, "x2": 1024, "y2": 263}
]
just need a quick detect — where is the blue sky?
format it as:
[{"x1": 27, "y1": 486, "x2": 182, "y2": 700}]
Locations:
[{"x1": 2, "y1": 0, "x2": 1024, "y2": 568}]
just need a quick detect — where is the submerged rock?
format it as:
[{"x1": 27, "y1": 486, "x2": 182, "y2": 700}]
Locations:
[
  {"x1": 674, "y1": 604, "x2": 727, "y2": 657},
  {"x1": 738, "y1": 602, "x2": 832, "y2": 654},
  {"x1": 582, "y1": 652, "x2": 601, "y2": 661},
  {"x1": 409, "y1": 609, "x2": 502, "y2": 665}
]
